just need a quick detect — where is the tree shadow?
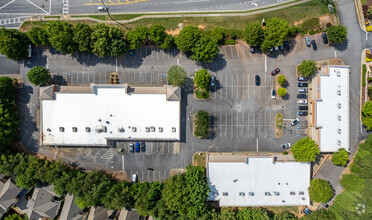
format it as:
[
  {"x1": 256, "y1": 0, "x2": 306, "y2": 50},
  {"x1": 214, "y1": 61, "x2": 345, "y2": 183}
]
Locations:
[
  {"x1": 282, "y1": 92, "x2": 291, "y2": 101},
  {"x1": 209, "y1": 115, "x2": 217, "y2": 140},
  {"x1": 196, "y1": 54, "x2": 227, "y2": 72},
  {"x1": 163, "y1": 47, "x2": 180, "y2": 57},
  {"x1": 51, "y1": 74, "x2": 67, "y2": 85},
  {"x1": 210, "y1": 77, "x2": 223, "y2": 93},
  {"x1": 179, "y1": 87, "x2": 188, "y2": 143},
  {"x1": 334, "y1": 38, "x2": 349, "y2": 52}
]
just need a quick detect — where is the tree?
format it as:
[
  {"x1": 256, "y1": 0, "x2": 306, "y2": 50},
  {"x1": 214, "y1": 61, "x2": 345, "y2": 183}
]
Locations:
[
  {"x1": 73, "y1": 23, "x2": 93, "y2": 53},
  {"x1": 291, "y1": 137, "x2": 320, "y2": 162},
  {"x1": 3, "y1": 214, "x2": 24, "y2": 220},
  {"x1": 0, "y1": 77, "x2": 16, "y2": 109},
  {"x1": 236, "y1": 208, "x2": 270, "y2": 220},
  {"x1": 301, "y1": 209, "x2": 335, "y2": 220},
  {"x1": 332, "y1": 148, "x2": 349, "y2": 166},
  {"x1": 46, "y1": 21, "x2": 76, "y2": 53},
  {"x1": 110, "y1": 39, "x2": 128, "y2": 57},
  {"x1": 243, "y1": 23, "x2": 264, "y2": 47},
  {"x1": 308, "y1": 179, "x2": 334, "y2": 203},
  {"x1": 261, "y1": 18, "x2": 290, "y2": 52},
  {"x1": 126, "y1": 26, "x2": 149, "y2": 50},
  {"x1": 27, "y1": 66, "x2": 51, "y2": 86},
  {"x1": 175, "y1": 26, "x2": 202, "y2": 52},
  {"x1": 277, "y1": 88, "x2": 287, "y2": 97},
  {"x1": 190, "y1": 36, "x2": 219, "y2": 63},
  {"x1": 135, "y1": 182, "x2": 163, "y2": 216},
  {"x1": 103, "y1": 180, "x2": 132, "y2": 210},
  {"x1": 340, "y1": 173, "x2": 364, "y2": 192},
  {"x1": 149, "y1": 24, "x2": 167, "y2": 46},
  {"x1": 194, "y1": 69, "x2": 211, "y2": 91},
  {"x1": 28, "y1": 27, "x2": 50, "y2": 46},
  {"x1": 160, "y1": 35, "x2": 175, "y2": 50},
  {"x1": 0, "y1": 28, "x2": 30, "y2": 61},
  {"x1": 277, "y1": 75, "x2": 286, "y2": 86},
  {"x1": 297, "y1": 60, "x2": 317, "y2": 77},
  {"x1": 362, "y1": 101, "x2": 372, "y2": 130},
  {"x1": 194, "y1": 110, "x2": 210, "y2": 138},
  {"x1": 274, "y1": 211, "x2": 297, "y2": 220},
  {"x1": 167, "y1": 65, "x2": 187, "y2": 87},
  {"x1": 91, "y1": 23, "x2": 124, "y2": 57},
  {"x1": 0, "y1": 106, "x2": 19, "y2": 149},
  {"x1": 327, "y1": 25, "x2": 347, "y2": 44},
  {"x1": 211, "y1": 27, "x2": 225, "y2": 45}
]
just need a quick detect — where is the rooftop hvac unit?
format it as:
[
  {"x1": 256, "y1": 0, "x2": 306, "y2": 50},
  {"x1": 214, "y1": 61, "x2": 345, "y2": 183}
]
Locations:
[
  {"x1": 72, "y1": 127, "x2": 78, "y2": 132},
  {"x1": 47, "y1": 128, "x2": 51, "y2": 132},
  {"x1": 338, "y1": 115, "x2": 342, "y2": 121},
  {"x1": 337, "y1": 90, "x2": 341, "y2": 96},
  {"x1": 290, "y1": 192, "x2": 296, "y2": 195},
  {"x1": 118, "y1": 127, "x2": 125, "y2": 132},
  {"x1": 159, "y1": 127, "x2": 163, "y2": 132},
  {"x1": 239, "y1": 192, "x2": 245, "y2": 196},
  {"x1": 151, "y1": 126, "x2": 155, "y2": 132},
  {"x1": 146, "y1": 127, "x2": 150, "y2": 132},
  {"x1": 172, "y1": 127, "x2": 176, "y2": 133},
  {"x1": 337, "y1": 140, "x2": 341, "y2": 146},
  {"x1": 338, "y1": 128, "x2": 341, "y2": 134},
  {"x1": 337, "y1": 103, "x2": 341, "y2": 109},
  {"x1": 274, "y1": 192, "x2": 280, "y2": 196},
  {"x1": 132, "y1": 127, "x2": 137, "y2": 132},
  {"x1": 59, "y1": 127, "x2": 64, "y2": 132},
  {"x1": 85, "y1": 127, "x2": 91, "y2": 132},
  {"x1": 222, "y1": 192, "x2": 228, "y2": 196},
  {"x1": 249, "y1": 192, "x2": 254, "y2": 196},
  {"x1": 265, "y1": 192, "x2": 271, "y2": 196},
  {"x1": 337, "y1": 71, "x2": 341, "y2": 77},
  {"x1": 96, "y1": 125, "x2": 107, "y2": 133},
  {"x1": 299, "y1": 191, "x2": 304, "y2": 195}
]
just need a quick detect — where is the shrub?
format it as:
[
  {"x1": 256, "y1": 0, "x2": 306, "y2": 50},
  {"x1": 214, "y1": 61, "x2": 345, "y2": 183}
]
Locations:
[
  {"x1": 282, "y1": 151, "x2": 288, "y2": 155},
  {"x1": 362, "y1": 101, "x2": 372, "y2": 130},
  {"x1": 277, "y1": 75, "x2": 286, "y2": 86},
  {"x1": 194, "y1": 69, "x2": 211, "y2": 91},
  {"x1": 340, "y1": 173, "x2": 364, "y2": 192},
  {"x1": 211, "y1": 27, "x2": 224, "y2": 45},
  {"x1": 223, "y1": 39, "x2": 237, "y2": 45},
  {"x1": 331, "y1": 148, "x2": 349, "y2": 166},
  {"x1": 362, "y1": 64, "x2": 367, "y2": 87},
  {"x1": 291, "y1": 137, "x2": 319, "y2": 162},
  {"x1": 195, "y1": 89, "x2": 209, "y2": 99},
  {"x1": 194, "y1": 110, "x2": 210, "y2": 138},
  {"x1": 309, "y1": 179, "x2": 334, "y2": 203},
  {"x1": 327, "y1": 25, "x2": 347, "y2": 44},
  {"x1": 298, "y1": 60, "x2": 317, "y2": 77},
  {"x1": 277, "y1": 88, "x2": 287, "y2": 97}
]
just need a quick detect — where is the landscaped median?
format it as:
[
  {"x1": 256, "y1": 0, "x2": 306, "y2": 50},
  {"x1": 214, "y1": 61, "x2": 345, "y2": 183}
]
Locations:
[
  {"x1": 193, "y1": 110, "x2": 210, "y2": 139},
  {"x1": 275, "y1": 113, "x2": 284, "y2": 138}
]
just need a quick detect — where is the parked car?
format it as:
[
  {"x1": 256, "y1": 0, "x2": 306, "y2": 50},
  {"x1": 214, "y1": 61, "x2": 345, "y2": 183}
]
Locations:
[
  {"x1": 297, "y1": 94, "x2": 307, "y2": 98},
  {"x1": 271, "y1": 68, "x2": 280, "y2": 76},
  {"x1": 298, "y1": 76, "x2": 308, "y2": 81},
  {"x1": 255, "y1": 75, "x2": 260, "y2": 86},
  {"x1": 129, "y1": 144, "x2": 134, "y2": 153},
  {"x1": 211, "y1": 76, "x2": 215, "y2": 86},
  {"x1": 141, "y1": 142, "x2": 146, "y2": 152},
  {"x1": 270, "y1": 47, "x2": 274, "y2": 52},
  {"x1": 298, "y1": 99, "x2": 308, "y2": 104},
  {"x1": 298, "y1": 83, "x2": 308, "y2": 87},
  {"x1": 271, "y1": 89, "x2": 276, "y2": 99},
  {"x1": 322, "y1": 33, "x2": 328, "y2": 44},
  {"x1": 279, "y1": 44, "x2": 284, "y2": 50},
  {"x1": 305, "y1": 37, "x2": 311, "y2": 47},
  {"x1": 312, "y1": 40, "x2": 317, "y2": 50},
  {"x1": 299, "y1": 106, "x2": 308, "y2": 110},
  {"x1": 299, "y1": 111, "x2": 308, "y2": 116},
  {"x1": 132, "y1": 174, "x2": 137, "y2": 182},
  {"x1": 281, "y1": 143, "x2": 291, "y2": 149},
  {"x1": 323, "y1": 203, "x2": 329, "y2": 208},
  {"x1": 135, "y1": 143, "x2": 140, "y2": 153},
  {"x1": 274, "y1": 46, "x2": 279, "y2": 51},
  {"x1": 250, "y1": 46, "x2": 256, "y2": 53},
  {"x1": 290, "y1": 118, "x2": 299, "y2": 126},
  {"x1": 284, "y1": 41, "x2": 290, "y2": 50},
  {"x1": 299, "y1": 88, "x2": 308, "y2": 93}
]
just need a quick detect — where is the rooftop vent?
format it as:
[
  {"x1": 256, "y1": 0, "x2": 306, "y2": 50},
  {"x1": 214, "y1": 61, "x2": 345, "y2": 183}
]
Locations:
[
  {"x1": 274, "y1": 192, "x2": 280, "y2": 196},
  {"x1": 59, "y1": 127, "x2": 64, "y2": 132},
  {"x1": 151, "y1": 126, "x2": 155, "y2": 132},
  {"x1": 146, "y1": 127, "x2": 150, "y2": 132},
  {"x1": 290, "y1": 192, "x2": 296, "y2": 195},
  {"x1": 337, "y1": 103, "x2": 341, "y2": 109},
  {"x1": 338, "y1": 128, "x2": 341, "y2": 134},
  {"x1": 98, "y1": 119, "x2": 101, "y2": 122},
  {"x1": 239, "y1": 192, "x2": 245, "y2": 196},
  {"x1": 132, "y1": 127, "x2": 137, "y2": 132},
  {"x1": 337, "y1": 140, "x2": 341, "y2": 146},
  {"x1": 265, "y1": 192, "x2": 271, "y2": 196},
  {"x1": 249, "y1": 192, "x2": 254, "y2": 196},
  {"x1": 222, "y1": 192, "x2": 228, "y2": 196},
  {"x1": 233, "y1": 179, "x2": 238, "y2": 182},
  {"x1": 72, "y1": 127, "x2": 78, "y2": 132},
  {"x1": 337, "y1": 90, "x2": 341, "y2": 96},
  {"x1": 299, "y1": 191, "x2": 304, "y2": 195},
  {"x1": 85, "y1": 127, "x2": 91, "y2": 132},
  {"x1": 337, "y1": 71, "x2": 341, "y2": 77},
  {"x1": 302, "y1": 197, "x2": 306, "y2": 200},
  {"x1": 47, "y1": 128, "x2": 51, "y2": 132},
  {"x1": 338, "y1": 115, "x2": 342, "y2": 121},
  {"x1": 282, "y1": 200, "x2": 286, "y2": 203},
  {"x1": 213, "y1": 192, "x2": 219, "y2": 196},
  {"x1": 172, "y1": 127, "x2": 176, "y2": 132},
  {"x1": 118, "y1": 127, "x2": 125, "y2": 132},
  {"x1": 159, "y1": 127, "x2": 163, "y2": 132},
  {"x1": 96, "y1": 126, "x2": 106, "y2": 133}
]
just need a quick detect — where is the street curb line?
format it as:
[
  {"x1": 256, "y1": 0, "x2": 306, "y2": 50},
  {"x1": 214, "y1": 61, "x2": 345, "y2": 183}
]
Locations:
[
  {"x1": 354, "y1": 0, "x2": 367, "y2": 32},
  {"x1": 312, "y1": 154, "x2": 330, "y2": 178}
]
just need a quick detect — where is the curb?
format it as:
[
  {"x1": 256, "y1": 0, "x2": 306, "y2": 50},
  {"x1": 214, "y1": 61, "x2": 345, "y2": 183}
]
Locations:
[
  {"x1": 312, "y1": 154, "x2": 330, "y2": 178},
  {"x1": 354, "y1": 0, "x2": 367, "y2": 32}
]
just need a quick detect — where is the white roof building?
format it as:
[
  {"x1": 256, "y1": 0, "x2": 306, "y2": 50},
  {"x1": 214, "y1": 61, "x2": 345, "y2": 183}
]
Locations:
[
  {"x1": 311, "y1": 65, "x2": 350, "y2": 152},
  {"x1": 207, "y1": 155, "x2": 310, "y2": 207},
  {"x1": 41, "y1": 84, "x2": 181, "y2": 146}
]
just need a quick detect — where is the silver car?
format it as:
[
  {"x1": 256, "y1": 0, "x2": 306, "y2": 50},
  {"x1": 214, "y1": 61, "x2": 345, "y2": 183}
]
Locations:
[
  {"x1": 132, "y1": 174, "x2": 137, "y2": 183},
  {"x1": 299, "y1": 88, "x2": 308, "y2": 93},
  {"x1": 305, "y1": 37, "x2": 311, "y2": 47},
  {"x1": 271, "y1": 89, "x2": 276, "y2": 99},
  {"x1": 298, "y1": 99, "x2": 308, "y2": 104}
]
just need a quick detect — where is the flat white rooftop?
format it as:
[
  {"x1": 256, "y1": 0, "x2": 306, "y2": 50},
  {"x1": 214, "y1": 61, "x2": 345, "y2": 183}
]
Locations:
[
  {"x1": 316, "y1": 66, "x2": 350, "y2": 152},
  {"x1": 207, "y1": 157, "x2": 310, "y2": 207},
  {"x1": 41, "y1": 84, "x2": 180, "y2": 146}
]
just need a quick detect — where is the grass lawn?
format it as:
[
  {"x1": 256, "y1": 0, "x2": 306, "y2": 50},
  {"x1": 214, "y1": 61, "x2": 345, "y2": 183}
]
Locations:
[
  {"x1": 266, "y1": 206, "x2": 300, "y2": 216},
  {"x1": 71, "y1": 14, "x2": 143, "y2": 20},
  {"x1": 362, "y1": 0, "x2": 367, "y2": 4},
  {"x1": 193, "y1": 152, "x2": 206, "y2": 168}
]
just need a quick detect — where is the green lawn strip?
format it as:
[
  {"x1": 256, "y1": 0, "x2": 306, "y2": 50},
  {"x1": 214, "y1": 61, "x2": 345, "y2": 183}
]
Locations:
[
  {"x1": 71, "y1": 14, "x2": 143, "y2": 20},
  {"x1": 276, "y1": 113, "x2": 284, "y2": 130}
]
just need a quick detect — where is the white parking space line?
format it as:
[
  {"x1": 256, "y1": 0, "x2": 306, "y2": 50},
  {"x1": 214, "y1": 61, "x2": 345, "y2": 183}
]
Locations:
[
  {"x1": 256, "y1": 138, "x2": 259, "y2": 152},
  {"x1": 122, "y1": 155, "x2": 125, "y2": 171},
  {"x1": 334, "y1": 49, "x2": 337, "y2": 58},
  {"x1": 264, "y1": 55, "x2": 267, "y2": 72}
]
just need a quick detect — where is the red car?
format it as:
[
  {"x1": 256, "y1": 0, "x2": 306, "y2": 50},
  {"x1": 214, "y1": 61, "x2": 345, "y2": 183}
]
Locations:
[{"x1": 271, "y1": 68, "x2": 280, "y2": 76}]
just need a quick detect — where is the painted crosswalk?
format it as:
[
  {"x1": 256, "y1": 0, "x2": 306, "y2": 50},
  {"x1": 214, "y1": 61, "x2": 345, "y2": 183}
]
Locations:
[
  {"x1": 62, "y1": 0, "x2": 69, "y2": 14},
  {"x1": 0, "y1": 16, "x2": 29, "y2": 26}
]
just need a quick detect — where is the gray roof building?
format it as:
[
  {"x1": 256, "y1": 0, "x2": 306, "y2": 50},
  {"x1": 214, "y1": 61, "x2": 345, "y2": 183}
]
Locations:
[
  {"x1": 0, "y1": 179, "x2": 23, "y2": 219},
  {"x1": 59, "y1": 193, "x2": 83, "y2": 220}
]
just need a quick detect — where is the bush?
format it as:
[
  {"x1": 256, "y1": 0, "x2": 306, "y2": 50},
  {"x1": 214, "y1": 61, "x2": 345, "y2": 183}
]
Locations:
[
  {"x1": 327, "y1": 25, "x2": 347, "y2": 44},
  {"x1": 340, "y1": 173, "x2": 364, "y2": 192},
  {"x1": 291, "y1": 137, "x2": 319, "y2": 162},
  {"x1": 223, "y1": 39, "x2": 237, "y2": 45},
  {"x1": 282, "y1": 151, "x2": 288, "y2": 155},
  {"x1": 277, "y1": 75, "x2": 286, "y2": 86},
  {"x1": 362, "y1": 101, "x2": 372, "y2": 130},
  {"x1": 331, "y1": 148, "x2": 349, "y2": 166},
  {"x1": 362, "y1": 64, "x2": 367, "y2": 87},
  {"x1": 298, "y1": 60, "x2": 317, "y2": 77},
  {"x1": 194, "y1": 110, "x2": 210, "y2": 138},
  {"x1": 309, "y1": 179, "x2": 334, "y2": 203},
  {"x1": 368, "y1": 86, "x2": 372, "y2": 99},
  {"x1": 277, "y1": 88, "x2": 287, "y2": 97},
  {"x1": 27, "y1": 66, "x2": 51, "y2": 86},
  {"x1": 195, "y1": 89, "x2": 209, "y2": 99},
  {"x1": 211, "y1": 27, "x2": 224, "y2": 45},
  {"x1": 194, "y1": 69, "x2": 211, "y2": 91},
  {"x1": 167, "y1": 65, "x2": 187, "y2": 87}
]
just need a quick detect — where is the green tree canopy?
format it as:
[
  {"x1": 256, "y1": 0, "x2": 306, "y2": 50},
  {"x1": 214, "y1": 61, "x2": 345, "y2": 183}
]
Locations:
[
  {"x1": 46, "y1": 21, "x2": 76, "y2": 53},
  {"x1": 0, "y1": 106, "x2": 19, "y2": 149},
  {"x1": 160, "y1": 35, "x2": 175, "y2": 50},
  {"x1": 149, "y1": 24, "x2": 167, "y2": 46},
  {"x1": 340, "y1": 173, "x2": 364, "y2": 192},
  {"x1": 301, "y1": 209, "x2": 335, "y2": 220},
  {"x1": 331, "y1": 148, "x2": 349, "y2": 166},
  {"x1": 167, "y1": 65, "x2": 187, "y2": 87},
  {"x1": 243, "y1": 23, "x2": 264, "y2": 47},
  {"x1": 194, "y1": 110, "x2": 210, "y2": 138},
  {"x1": 190, "y1": 36, "x2": 219, "y2": 63},
  {"x1": 175, "y1": 25, "x2": 202, "y2": 52},
  {"x1": 327, "y1": 25, "x2": 347, "y2": 44},
  {"x1": 3, "y1": 213, "x2": 25, "y2": 220},
  {"x1": 0, "y1": 28, "x2": 30, "y2": 61},
  {"x1": 261, "y1": 18, "x2": 289, "y2": 52},
  {"x1": 308, "y1": 179, "x2": 334, "y2": 203},
  {"x1": 297, "y1": 60, "x2": 317, "y2": 77},
  {"x1": 0, "y1": 77, "x2": 16, "y2": 108},
  {"x1": 194, "y1": 69, "x2": 211, "y2": 91},
  {"x1": 110, "y1": 39, "x2": 128, "y2": 57},
  {"x1": 211, "y1": 27, "x2": 225, "y2": 45},
  {"x1": 27, "y1": 66, "x2": 51, "y2": 86},
  {"x1": 91, "y1": 23, "x2": 124, "y2": 57},
  {"x1": 236, "y1": 208, "x2": 270, "y2": 220},
  {"x1": 28, "y1": 27, "x2": 50, "y2": 46},
  {"x1": 362, "y1": 101, "x2": 372, "y2": 130},
  {"x1": 274, "y1": 211, "x2": 297, "y2": 220},
  {"x1": 277, "y1": 87, "x2": 287, "y2": 97},
  {"x1": 135, "y1": 182, "x2": 163, "y2": 216},
  {"x1": 73, "y1": 23, "x2": 93, "y2": 53},
  {"x1": 291, "y1": 137, "x2": 320, "y2": 162},
  {"x1": 277, "y1": 75, "x2": 286, "y2": 86},
  {"x1": 126, "y1": 26, "x2": 149, "y2": 50}
]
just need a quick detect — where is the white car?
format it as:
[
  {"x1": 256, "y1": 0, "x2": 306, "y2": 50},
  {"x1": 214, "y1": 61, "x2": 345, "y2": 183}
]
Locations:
[
  {"x1": 132, "y1": 174, "x2": 137, "y2": 183},
  {"x1": 281, "y1": 143, "x2": 291, "y2": 149},
  {"x1": 298, "y1": 99, "x2": 307, "y2": 104},
  {"x1": 271, "y1": 89, "x2": 276, "y2": 99},
  {"x1": 290, "y1": 118, "x2": 299, "y2": 126}
]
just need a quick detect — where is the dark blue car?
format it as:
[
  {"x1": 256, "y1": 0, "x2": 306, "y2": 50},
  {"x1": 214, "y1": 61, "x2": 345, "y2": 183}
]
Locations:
[{"x1": 135, "y1": 143, "x2": 140, "y2": 153}]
